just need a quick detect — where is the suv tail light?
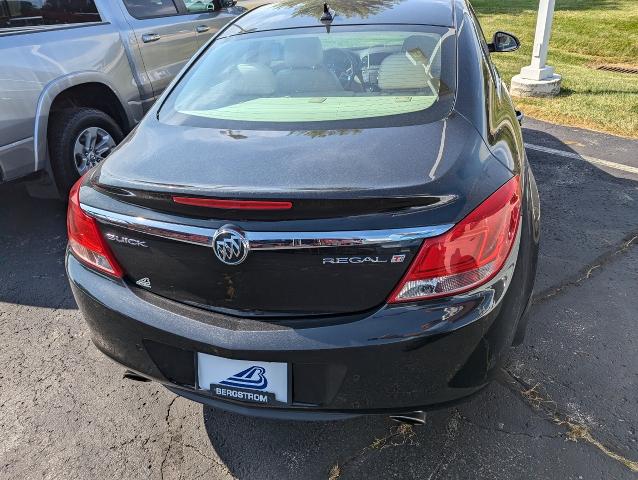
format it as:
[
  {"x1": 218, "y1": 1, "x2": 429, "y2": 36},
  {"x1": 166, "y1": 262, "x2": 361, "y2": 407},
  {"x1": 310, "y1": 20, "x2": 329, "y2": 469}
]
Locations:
[
  {"x1": 389, "y1": 176, "x2": 521, "y2": 303},
  {"x1": 67, "y1": 178, "x2": 123, "y2": 278}
]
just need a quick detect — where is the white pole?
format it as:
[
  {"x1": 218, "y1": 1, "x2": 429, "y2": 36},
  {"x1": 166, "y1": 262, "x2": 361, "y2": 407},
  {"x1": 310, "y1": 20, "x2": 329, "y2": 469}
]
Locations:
[{"x1": 510, "y1": 0, "x2": 561, "y2": 96}]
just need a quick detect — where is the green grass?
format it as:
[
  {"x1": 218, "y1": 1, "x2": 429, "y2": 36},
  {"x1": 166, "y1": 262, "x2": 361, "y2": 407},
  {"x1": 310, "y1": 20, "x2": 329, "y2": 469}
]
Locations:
[{"x1": 472, "y1": 0, "x2": 638, "y2": 138}]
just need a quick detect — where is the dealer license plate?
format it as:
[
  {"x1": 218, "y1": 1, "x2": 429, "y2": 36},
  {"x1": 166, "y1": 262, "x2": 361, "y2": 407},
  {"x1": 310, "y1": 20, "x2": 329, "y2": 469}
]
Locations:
[{"x1": 197, "y1": 353, "x2": 288, "y2": 406}]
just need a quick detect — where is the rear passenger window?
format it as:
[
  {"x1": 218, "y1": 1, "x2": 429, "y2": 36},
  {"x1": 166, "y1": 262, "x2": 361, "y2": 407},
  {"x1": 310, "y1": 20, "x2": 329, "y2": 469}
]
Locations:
[
  {"x1": 123, "y1": 0, "x2": 178, "y2": 19},
  {"x1": 184, "y1": 1, "x2": 215, "y2": 13},
  {"x1": 0, "y1": 0, "x2": 101, "y2": 29}
]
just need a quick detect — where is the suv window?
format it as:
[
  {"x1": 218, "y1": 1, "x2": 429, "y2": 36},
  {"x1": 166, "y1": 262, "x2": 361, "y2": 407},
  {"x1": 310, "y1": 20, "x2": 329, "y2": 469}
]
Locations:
[
  {"x1": 123, "y1": 0, "x2": 178, "y2": 19},
  {"x1": 184, "y1": 0, "x2": 214, "y2": 13},
  {"x1": 184, "y1": 0, "x2": 233, "y2": 13},
  {"x1": 0, "y1": 0, "x2": 101, "y2": 29}
]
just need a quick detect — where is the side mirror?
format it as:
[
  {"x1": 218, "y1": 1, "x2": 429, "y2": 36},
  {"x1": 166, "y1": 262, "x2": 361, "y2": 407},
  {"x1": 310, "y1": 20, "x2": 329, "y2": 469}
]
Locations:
[{"x1": 488, "y1": 31, "x2": 520, "y2": 53}]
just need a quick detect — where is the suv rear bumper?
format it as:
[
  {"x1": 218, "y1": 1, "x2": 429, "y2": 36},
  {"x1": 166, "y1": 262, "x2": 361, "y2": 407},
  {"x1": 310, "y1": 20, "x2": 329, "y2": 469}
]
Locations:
[{"x1": 67, "y1": 246, "x2": 524, "y2": 418}]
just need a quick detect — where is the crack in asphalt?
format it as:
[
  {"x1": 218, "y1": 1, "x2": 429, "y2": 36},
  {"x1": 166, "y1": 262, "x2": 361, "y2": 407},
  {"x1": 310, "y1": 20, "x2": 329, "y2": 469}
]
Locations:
[
  {"x1": 327, "y1": 412, "x2": 464, "y2": 480},
  {"x1": 533, "y1": 231, "x2": 638, "y2": 304},
  {"x1": 328, "y1": 422, "x2": 419, "y2": 479},
  {"x1": 160, "y1": 395, "x2": 179, "y2": 480},
  {"x1": 502, "y1": 369, "x2": 638, "y2": 473},
  {"x1": 159, "y1": 396, "x2": 232, "y2": 480},
  {"x1": 425, "y1": 411, "x2": 461, "y2": 480},
  {"x1": 184, "y1": 443, "x2": 231, "y2": 480},
  {"x1": 457, "y1": 410, "x2": 561, "y2": 440}
]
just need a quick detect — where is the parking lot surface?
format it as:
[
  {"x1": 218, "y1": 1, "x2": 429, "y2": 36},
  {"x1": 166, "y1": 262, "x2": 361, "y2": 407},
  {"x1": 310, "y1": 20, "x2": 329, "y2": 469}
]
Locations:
[{"x1": 1, "y1": 119, "x2": 637, "y2": 479}]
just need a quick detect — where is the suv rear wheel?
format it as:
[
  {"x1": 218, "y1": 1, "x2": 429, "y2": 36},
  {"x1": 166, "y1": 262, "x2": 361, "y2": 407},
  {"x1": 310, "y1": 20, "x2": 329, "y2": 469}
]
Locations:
[{"x1": 49, "y1": 108, "x2": 123, "y2": 196}]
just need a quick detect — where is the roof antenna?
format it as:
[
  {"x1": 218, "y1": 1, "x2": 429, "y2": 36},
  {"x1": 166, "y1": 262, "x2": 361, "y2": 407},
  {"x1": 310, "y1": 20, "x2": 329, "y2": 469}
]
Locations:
[{"x1": 320, "y1": 2, "x2": 334, "y2": 22}]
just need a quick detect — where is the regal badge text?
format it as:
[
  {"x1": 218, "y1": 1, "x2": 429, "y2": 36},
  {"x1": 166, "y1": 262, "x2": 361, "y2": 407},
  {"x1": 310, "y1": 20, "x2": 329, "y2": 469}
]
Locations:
[{"x1": 322, "y1": 255, "x2": 405, "y2": 265}]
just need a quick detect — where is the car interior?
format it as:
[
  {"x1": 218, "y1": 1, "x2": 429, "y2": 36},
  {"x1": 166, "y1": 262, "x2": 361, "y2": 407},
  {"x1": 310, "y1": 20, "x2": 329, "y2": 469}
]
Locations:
[{"x1": 171, "y1": 31, "x2": 446, "y2": 121}]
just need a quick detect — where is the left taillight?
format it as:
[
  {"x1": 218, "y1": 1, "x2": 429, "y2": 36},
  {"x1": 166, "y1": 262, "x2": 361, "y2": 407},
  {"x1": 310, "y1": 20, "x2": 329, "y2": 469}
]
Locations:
[{"x1": 67, "y1": 178, "x2": 123, "y2": 278}]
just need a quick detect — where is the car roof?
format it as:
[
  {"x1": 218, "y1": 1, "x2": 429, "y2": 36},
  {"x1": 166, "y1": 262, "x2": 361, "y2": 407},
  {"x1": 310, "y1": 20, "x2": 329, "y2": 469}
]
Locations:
[{"x1": 225, "y1": 0, "x2": 455, "y2": 36}]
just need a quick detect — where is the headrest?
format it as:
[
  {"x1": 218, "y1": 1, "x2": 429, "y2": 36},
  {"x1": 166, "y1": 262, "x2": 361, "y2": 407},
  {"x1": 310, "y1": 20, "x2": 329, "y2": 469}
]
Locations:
[
  {"x1": 378, "y1": 53, "x2": 429, "y2": 90},
  {"x1": 402, "y1": 35, "x2": 439, "y2": 57},
  {"x1": 284, "y1": 37, "x2": 324, "y2": 68},
  {"x1": 231, "y1": 64, "x2": 276, "y2": 95},
  {"x1": 256, "y1": 41, "x2": 274, "y2": 65}
]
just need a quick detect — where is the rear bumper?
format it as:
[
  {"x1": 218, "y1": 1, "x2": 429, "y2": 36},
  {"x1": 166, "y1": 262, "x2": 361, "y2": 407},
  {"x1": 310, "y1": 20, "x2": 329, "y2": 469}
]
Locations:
[{"x1": 67, "y1": 234, "x2": 529, "y2": 417}]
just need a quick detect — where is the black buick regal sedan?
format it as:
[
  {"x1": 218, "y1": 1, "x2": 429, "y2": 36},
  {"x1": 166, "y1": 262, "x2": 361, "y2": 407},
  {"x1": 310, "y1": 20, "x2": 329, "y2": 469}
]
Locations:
[{"x1": 66, "y1": 0, "x2": 539, "y2": 422}]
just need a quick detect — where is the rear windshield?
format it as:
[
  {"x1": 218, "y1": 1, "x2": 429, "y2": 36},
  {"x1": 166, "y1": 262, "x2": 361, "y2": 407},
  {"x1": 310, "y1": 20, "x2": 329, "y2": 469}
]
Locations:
[{"x1": 159, "y1": 25, "x2": 456, "y2": 130}]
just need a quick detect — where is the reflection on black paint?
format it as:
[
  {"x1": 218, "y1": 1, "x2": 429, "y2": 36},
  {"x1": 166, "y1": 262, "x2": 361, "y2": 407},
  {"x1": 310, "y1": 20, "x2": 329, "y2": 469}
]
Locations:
[
  {"x1": 288, "y1": 129, "x2": 363, "y2": 138},
  {"x1": 275, "y1": 0, "x2": 403, "y2": 19},
  {"x1": 220, "y1": 129, "x2": 248, "y2": 140}
]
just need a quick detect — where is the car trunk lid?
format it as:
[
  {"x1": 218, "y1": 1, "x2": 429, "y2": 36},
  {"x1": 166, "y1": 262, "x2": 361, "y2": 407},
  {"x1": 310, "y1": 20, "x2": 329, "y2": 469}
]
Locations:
[{"x1": 85, "y1": 115, "x2": 505, "y2": 317}]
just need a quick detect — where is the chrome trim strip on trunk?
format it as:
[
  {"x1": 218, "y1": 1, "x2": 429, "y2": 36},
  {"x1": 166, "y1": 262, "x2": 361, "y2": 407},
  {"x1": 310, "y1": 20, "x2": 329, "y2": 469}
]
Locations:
[{"x1": 81, "y1": 204, "x2": 453, "y2": 250}]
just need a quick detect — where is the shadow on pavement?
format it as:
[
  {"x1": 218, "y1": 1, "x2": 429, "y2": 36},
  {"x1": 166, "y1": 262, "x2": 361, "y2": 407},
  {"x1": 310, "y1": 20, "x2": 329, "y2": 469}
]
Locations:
[
  {"x1": 0, "y1": 183, "x2": 75, "y2": 309},
  {"x1": 519, "y1": 124, "x2": 637, "y2": 294},
  {"x1": 201, "y1": 404, "x2": 457, "y2": 478}
]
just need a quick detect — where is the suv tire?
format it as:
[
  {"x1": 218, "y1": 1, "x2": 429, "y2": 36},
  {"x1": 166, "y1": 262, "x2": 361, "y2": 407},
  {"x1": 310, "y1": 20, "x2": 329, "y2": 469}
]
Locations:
[{"x1": 48, "y1": 108, "x2": 124, "y2": 196}]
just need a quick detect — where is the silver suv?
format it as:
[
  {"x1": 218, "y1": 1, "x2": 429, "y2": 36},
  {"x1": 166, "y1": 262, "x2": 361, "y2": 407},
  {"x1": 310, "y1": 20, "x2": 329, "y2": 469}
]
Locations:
[{"x1": 0, "y1": 0, "x2": 245, "y2": 197}]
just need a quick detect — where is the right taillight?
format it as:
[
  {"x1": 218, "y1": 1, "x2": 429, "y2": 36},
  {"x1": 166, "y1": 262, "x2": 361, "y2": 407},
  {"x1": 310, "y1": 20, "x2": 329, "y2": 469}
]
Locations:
[
  {"x1": 389, "y1": 176, "x2": 521, "y2": 303},
  {"x1": 67, "y1": 178, "x2": 123, "y2": 278}
]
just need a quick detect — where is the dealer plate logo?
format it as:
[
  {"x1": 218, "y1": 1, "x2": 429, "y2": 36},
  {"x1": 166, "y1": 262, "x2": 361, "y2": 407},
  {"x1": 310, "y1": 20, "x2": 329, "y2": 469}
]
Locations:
[{"x1": 220, "y1": 366, "x2": 268, "y2": 390}]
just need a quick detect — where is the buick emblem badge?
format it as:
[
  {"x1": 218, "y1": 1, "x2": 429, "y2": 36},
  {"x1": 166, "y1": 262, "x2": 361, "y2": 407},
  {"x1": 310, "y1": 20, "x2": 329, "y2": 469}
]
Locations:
[{"x1": 213, "y1": 225, "x2": 249, "y2": 266}]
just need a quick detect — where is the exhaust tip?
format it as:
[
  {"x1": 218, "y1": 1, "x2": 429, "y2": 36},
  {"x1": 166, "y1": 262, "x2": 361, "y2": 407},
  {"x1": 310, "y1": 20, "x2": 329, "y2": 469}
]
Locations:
[
  {"x1": 389, "y1": 411, "x2": 427, "y2": 426},
  {"x1": 123, "y1": 370, "x2": 151, "y2": 382}
]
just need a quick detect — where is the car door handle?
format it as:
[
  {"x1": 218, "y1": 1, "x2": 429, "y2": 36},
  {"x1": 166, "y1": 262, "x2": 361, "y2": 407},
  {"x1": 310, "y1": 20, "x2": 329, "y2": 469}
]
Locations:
[
  {"x1": 196, "y1": 25, "x2": 210, "y2": 33},
  {"x1": 141, "y1": 33, "x2": 161, "y2": 43}
]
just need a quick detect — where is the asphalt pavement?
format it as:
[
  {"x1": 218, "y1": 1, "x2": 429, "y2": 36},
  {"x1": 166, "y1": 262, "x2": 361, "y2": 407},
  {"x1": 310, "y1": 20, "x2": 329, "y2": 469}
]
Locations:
[{"x1": 1, "y1": 119, "x2": 637, "y2": 479}]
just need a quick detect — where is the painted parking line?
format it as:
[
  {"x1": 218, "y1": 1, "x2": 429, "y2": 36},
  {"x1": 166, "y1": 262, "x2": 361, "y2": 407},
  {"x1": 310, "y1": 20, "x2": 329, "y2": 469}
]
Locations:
[{"x1": 525, "y1": 143, "x2": 638, "y2": 175}]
